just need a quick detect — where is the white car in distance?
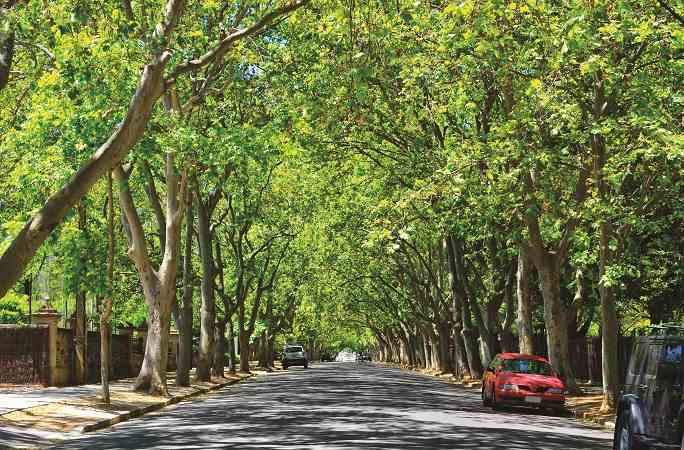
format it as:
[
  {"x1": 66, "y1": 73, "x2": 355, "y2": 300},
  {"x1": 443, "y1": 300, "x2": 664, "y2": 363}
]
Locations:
[{"x1": 335, "y1": 349, "x2": 357, "y2": 362}]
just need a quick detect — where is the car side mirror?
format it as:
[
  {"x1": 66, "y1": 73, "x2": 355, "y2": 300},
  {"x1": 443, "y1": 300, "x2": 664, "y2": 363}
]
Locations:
[{"x1": 658, "y1": 362, "x2": 678, "y2": 383}]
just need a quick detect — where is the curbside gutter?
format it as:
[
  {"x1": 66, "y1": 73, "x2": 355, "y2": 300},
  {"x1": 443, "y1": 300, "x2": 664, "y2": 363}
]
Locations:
[{"x1": 77, "y1": 375, "x2": 253, "y2": 434}]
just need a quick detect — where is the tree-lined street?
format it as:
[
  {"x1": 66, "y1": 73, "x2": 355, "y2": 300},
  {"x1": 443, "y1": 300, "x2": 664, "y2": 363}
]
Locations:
[
  {"x1": 1, "y1": 1, "x2": 683, "y2": 447},
  {"x1": 53, "y1": 364, "x2": 612, "y2": 450}
]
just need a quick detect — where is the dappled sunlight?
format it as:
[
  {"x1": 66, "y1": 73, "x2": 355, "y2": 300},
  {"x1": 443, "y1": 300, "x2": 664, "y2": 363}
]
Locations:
[{"x1": 53, "y1": 364, "x2": 612, "y2": 450}]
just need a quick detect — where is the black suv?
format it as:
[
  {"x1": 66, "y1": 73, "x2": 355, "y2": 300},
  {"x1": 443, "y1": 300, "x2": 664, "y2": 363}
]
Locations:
[{"x1": 614, "y1": 325, "x2": 683, "y2": 450}]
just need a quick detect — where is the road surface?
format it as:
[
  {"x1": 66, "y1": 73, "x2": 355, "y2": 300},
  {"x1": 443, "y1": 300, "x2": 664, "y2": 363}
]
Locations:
[{"x1": 53, "y1": 363, "x2": 613, "y2": 449}]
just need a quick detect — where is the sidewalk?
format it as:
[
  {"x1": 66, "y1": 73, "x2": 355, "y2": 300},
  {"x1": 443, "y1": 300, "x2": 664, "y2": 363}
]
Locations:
[{"x1": 0, "y1": 369, "x2": 257, "y2": 449}]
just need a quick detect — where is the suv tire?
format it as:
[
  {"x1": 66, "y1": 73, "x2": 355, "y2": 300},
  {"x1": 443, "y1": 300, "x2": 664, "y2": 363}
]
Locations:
[
  {"x1": 680, "y1": 431, "x2": 683, "y2": 450},
  {"x1": 283, "y1": 363, "x2": 288, "y2": 370}
]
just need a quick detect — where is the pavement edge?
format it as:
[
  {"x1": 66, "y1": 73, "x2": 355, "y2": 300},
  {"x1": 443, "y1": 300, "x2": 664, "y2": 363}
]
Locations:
[{"x1": 77, "y1": 375, "x2": 254, "y2": 434}]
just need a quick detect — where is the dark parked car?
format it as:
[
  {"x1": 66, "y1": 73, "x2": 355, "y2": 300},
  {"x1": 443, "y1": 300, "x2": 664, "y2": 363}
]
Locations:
[{"x1": 614, "y1": 325, "x2": 683, "y2": 450}]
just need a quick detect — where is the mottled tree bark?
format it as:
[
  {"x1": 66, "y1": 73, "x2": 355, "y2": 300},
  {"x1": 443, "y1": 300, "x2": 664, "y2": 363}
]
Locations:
[
  {"x1": 74, "y1": 202, "x2": 88, "y2": 385},
  {"x1": 212, "y1": 321, "x2": 226, "y2": 378},
  {"x1": 117, "y1": 154, "x2": 187, "y2": 396},
  {"x1": 227, "y1": 319, "x2": 236, "y2": 374},
  {"x1": 516, "y1": 246, "x2": 534, "y2": 354},
  {"x1": 100, "y1": 171, "x2": 115, "y2": 404},
  {"x1": 176, "y1": 194, "x2": 193, "y2": 386},
  {"x1": 0, "y1": 28, "x2": 14, "y2": 92},
  {"x1": 195, "y1": 185, "x2": 215, "y2": 381}
]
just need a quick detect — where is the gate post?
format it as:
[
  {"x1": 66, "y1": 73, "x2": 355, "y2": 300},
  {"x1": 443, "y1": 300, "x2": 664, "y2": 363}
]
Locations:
[{"x1": 32, "y1": 304, "x2": 61, "y2": 386}]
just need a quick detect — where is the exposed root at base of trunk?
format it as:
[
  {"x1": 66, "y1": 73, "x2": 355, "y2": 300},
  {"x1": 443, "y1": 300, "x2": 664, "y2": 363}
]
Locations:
[
  {"x1": 134, "y1": 374, "x2": 169, "y2": 397},
  {"x1": 599, "y1": 394, "x2": 616, "y2": 414}
]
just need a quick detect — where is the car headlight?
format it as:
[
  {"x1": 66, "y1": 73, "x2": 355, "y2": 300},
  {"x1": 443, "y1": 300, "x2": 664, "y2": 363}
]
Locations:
[
  {"x1": 547, "y1": 388, "x2": 563, "y2": 394},
  {"x1": 502, "y1": 384, "x2": 519, "y2": 391}
]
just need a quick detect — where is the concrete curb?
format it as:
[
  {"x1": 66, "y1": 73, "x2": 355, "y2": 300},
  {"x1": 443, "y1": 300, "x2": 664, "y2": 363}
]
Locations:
[{"x1": 77, "y1": 375, "x2": 253, "y2": 433}]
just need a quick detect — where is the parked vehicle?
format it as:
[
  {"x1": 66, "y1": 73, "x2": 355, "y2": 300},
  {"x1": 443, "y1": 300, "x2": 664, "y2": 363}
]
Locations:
[
  {"x1": 482, "y1": 353, "x2": 566, "y2": 413},
  {"x1": 613, "y1": 324, "x2": 683, "y2": 450},
  {"x1": 282, "y1": 344, "x2": 308, "y2": 370}
]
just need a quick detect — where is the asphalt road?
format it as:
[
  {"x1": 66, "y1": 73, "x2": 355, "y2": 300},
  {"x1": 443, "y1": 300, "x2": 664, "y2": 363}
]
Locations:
[{"x1": 53, "y1": 363, "x2": 613, "y2": 450}]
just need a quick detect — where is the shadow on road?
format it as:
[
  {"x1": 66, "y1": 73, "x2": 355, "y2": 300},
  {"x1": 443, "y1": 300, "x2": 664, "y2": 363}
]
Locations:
[{"x1": 53, "y1": 364, "x2": 612, "y2": 449}]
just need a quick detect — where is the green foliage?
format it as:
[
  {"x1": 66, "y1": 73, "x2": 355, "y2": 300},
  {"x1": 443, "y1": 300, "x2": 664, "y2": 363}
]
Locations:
[{"x1": 0, "y1": 293, "x2": 28, "y2": 324}]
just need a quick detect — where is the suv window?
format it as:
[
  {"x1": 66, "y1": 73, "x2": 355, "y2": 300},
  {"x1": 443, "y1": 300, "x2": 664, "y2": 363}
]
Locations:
[
  {"x1": 646, "y1": 343, "x2": 664, "y2": 376},
  {"x1": 627, "y1": 341, "x2": 650, "y2": 386},
  {"x1": 285, "y1": 346, "x2": 303, "y2": 353},
  {"x1": 662, "y1": 343, "x2": 682, "y2": 364}
]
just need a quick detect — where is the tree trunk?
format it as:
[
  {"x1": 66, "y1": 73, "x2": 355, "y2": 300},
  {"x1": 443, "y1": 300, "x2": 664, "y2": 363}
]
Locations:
[
  {"x1": 227, "y1": 319, "x2": 236, "y2": 374},
  {"x1": 446, "y1": 235, "x2": 482, "y2": 378},
  {"x1": 75, "y1": 289, "x2": 87, "y2": 384},
  {"x1": 437, "y1": 321, "x2": 452, "y2": 374},
  {"x1": 196, "y1": 195, "x2": 215, "y2": 381},
  {"x1": 452, "y1": 328, "x2": 469, "y2": 378},
  {"x1": 0, "y1": 29, "x2": 14, "y2": 92},
  {"x1": 238, "y1": 328, "x2": 251, "y2": 373},
  {"x1": 477, "y1": 310, "x2": 500, "y2": 365},
  {"x1": 212, "y1": 321, "x2": 226, "y2": 378},
  {"x1": 117, "y1": 154, "x2": 188, "y2": 396},
  {"x1": 516, "y1": 246, "x2": 534, "y2": 354},
  {"x1": 100, "y1": 321, "x2": 111, "y2": 397},
  {"x1": 536, "y1": 258, "x2": 579, "y2": 393},
  {"x1": 599, "y1": 223, "x2": 620, "y2": 412},
  {"x1": 267, "y1": 337, "x2": 275, "y2": 368},
  {"x1": 75, "y1": 203, "x2": 88, "y2": 385},
  {"x1": 499, "y1": 265, "x2": 516, "y2": 353},
  {"x1": 100, "y1": 170, "x2": 115, "y2": 404},
  {"x1": 430, "y1": 334, "x2": 440, "y2": 370},
  {"x1": 136, "y1": 302, "x2": 172, "y2": 395},
  {"x1": 176, "y1": 195, "x2": 193, "y2": 386}
]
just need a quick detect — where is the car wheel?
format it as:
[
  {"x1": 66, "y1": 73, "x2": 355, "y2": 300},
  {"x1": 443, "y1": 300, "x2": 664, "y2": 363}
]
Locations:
[
  {"x1": 482, "y1": 384, "x2": 492, "y2": 406},
  {"x1": 614, "y1": 411, "x2": 640, "y2": 450},
  {"x1": 680, "y1": 431, "x2": 683, "y2": 450},
  {"x1": 491, "y1": 387, "x2": 501, "y2": 410},
  {"x1": 304, "y1": 363, "x2": 308, "y2": 369},
  {"x1": 283, "y1": 364, "x2": 288, "y2": 370}
]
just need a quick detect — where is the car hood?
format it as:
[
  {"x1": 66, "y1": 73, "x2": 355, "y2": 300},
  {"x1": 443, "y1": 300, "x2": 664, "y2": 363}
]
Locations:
[{"x1": 498, "y1": 372, "x2": 564, "y2": 389}]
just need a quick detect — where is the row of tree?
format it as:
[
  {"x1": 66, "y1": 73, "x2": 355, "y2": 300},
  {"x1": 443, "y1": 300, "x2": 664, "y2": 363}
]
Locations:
[
  {"x1": 1, "y1": 0, "x2": 683, "y2": 414},
  {"x1": 268, "y1": 0, "x2": 684, "y2": 413}
]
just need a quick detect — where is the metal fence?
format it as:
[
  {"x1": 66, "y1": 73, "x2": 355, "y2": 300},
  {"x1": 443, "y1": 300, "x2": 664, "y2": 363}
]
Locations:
[
  {"x1": 0, "y1": 325, "x2": 49, "y2": 385},
  {"x1": 530, "y1": 335, "x2": 635, "y2": 383}
]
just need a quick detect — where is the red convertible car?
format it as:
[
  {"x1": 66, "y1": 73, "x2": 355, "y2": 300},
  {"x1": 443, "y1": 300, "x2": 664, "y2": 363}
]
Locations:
[{"x1": 482, "y1": 353, "x2": 566, "y2": 412}]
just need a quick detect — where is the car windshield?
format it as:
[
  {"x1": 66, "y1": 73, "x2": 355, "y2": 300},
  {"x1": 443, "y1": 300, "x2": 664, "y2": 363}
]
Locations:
[
  {"x1": 502, "y1": 359, "x2": 554, "y2": 376},
  {"x1": 286, "y1": 347, "x2": 303, "y2": 353}
]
